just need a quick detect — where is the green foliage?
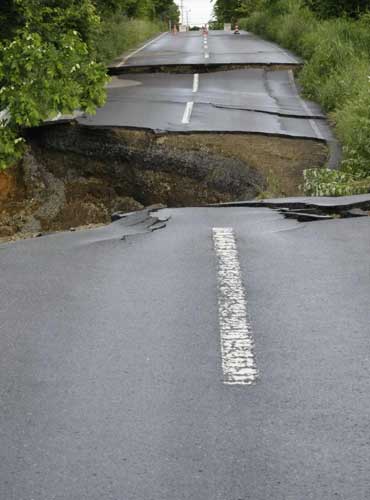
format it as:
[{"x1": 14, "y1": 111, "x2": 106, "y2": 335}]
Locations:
[
  {"x1": 0, "y1": 31, "x2": 107, "y2": 124},
  {"x1": 213, "y1": 0, "x2": 242, "y2": 24},
  {"x1": 92, "y1": 16, "x2": 163, "y2": 65},
  {"x1": 213, "y1": 0, "x2": 370, "y2": 21},
  {"x1": 0, "y1": 0, "x2": 108, "y2": 169},
  {"x1": 0, "y1": 126, "x2": 25, "y2": 170},
  {"x1": 304, "y1": 0, "x2": 370, "y2": 19},
  {"x1": 336, "y1": 84, "x2": 370, "y2": 177},
  {"x1": 303, "y1": 169, "x2": 370, "y2": 196},
  {"x1": 93, "y1": 0, "x2": 179, "y2": 22}
]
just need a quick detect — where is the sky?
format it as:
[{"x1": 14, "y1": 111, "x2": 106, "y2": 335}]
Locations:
[{"x1": 176, "y1": 0, "x2": 214, "y2": 25}]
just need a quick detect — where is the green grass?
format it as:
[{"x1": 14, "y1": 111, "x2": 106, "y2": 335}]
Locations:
[
  {"x1": 240, "y1": 1, "x2": 370, "y2": 196},
  {"x1": 92, "y1": 16, "x2": 164, "y2": 65}
]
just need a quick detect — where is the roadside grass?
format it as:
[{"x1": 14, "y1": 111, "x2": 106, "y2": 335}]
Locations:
[
  {"x1": 92, "y1": 15, "x2": 164, "y2": 65},
  {"x1": 240, "y1": 1, "x2": 370, "y2": 196}
]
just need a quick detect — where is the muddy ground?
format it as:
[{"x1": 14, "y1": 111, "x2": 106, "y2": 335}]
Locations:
[{"x1": 0, "y1": 123, "x2": 328, "y2": 240}]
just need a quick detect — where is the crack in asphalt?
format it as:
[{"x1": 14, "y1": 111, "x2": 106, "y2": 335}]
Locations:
[
  {"x1": 210, "y1": 103, "x2": 325, "y2": 119},
  {"x1": 210, "y1": 196, "x2": 370, "y2": 222}
]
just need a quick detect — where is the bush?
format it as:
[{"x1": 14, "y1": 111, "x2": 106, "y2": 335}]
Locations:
[
  {"x1": 303, "y1": 169, "x2": 370, "y2": 196},
  {"x1": 92, "y1": 15, "x2": 164, "y2": 65}
]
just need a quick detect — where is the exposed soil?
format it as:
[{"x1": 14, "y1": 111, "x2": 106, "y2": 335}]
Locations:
[
  {"x1": 0, "y1": 123, "x2": 328, "y2": 240},
  {"x1": 108, "y1": 63, "x2": 302, "y2": 76}
]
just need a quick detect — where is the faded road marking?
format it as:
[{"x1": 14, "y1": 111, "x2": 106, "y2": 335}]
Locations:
[
  {"x1": 182, "y1": 102, "x2": 194, "y2": 124},
  {"x1": 212, "y1": 228, "x2": 258, "y2": 386}
]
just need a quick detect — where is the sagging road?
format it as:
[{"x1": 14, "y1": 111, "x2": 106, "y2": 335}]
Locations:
[
  {"x1": 80, "y1": 70, "x2": 331, "y2": 141},
  {"x1": 77, "y1": 30, "x2": 332, "y2": 145}
]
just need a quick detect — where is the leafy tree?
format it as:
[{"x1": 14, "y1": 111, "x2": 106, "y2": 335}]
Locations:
[
  {"x1": 0, "y1": 0, "x2": 179, "y2": 169},
  {"x1": 0, "y1": 0, "x2": 23, "y2": 40},
  {"x1": 0, "y1": 0, "x2": 106, "y2": 169},
  {"x1": 213, "y1": 0, "x2": 370, "y2": 21},
  {"x1": 153, "y1": 0, "x2": 180, "y2": 22},
  {"x1": 213, "y1": 0, "x2": 241, "y2": 23},
  {"x1": 92, "y1": 0, "x2": 178, "y2": 21},
  {"x1": 236, "y1": 0, "x2": 265, "y2": 17}
]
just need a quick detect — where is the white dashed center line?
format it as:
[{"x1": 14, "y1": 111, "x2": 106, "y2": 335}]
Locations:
[
  {"x1": 182, "y1": 74, "x2": 199, "y2": 124},
  {"x1": 182, "y1": 101, "x2": 194, "y2": 124},
  {"x1": 192, "y1": 74, "x2": 199, "y2": 93},
  {"x1": 203, "y1": 34, "x2": 210, "y2": 59},
  {"x1": 213, "y1": 228, "x2": 258, "y2": 386}
]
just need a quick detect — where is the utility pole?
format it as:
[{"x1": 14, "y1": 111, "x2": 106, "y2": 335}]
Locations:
[
  {"x1": 180, "y1": 0, "x2": 184, "y2": 26},
  {"x1": 186, "y1": 9, "x2": 191, "y2": 30}
]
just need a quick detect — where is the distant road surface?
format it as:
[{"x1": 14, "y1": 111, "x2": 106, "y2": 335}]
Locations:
[{"x1": 112, "y1": 30, "x2": 301, "y2": 67}]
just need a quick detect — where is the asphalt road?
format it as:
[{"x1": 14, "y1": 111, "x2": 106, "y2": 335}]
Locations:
[
  {"x1": 78, "y1": 69, "x2": 331, "y2": 141},
  {"x1": 1, "y1": 207, "x2": 370, "y2": 499},
  {"x1": 3, "y1": 30, "x2": 366, "y2": 500},
  {"x1": 113, "y1": 30, "x2": 301, "y2": 67},
  {"x1": 51, "y1": 31, "x2": 333, "y2": 148}
]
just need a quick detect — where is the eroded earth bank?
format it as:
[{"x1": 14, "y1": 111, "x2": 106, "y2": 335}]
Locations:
[
  {"x1": 0, "y1": 124, "x2": 328, "y2": 239},
  {"x1": 0, "y1": 31, "x2": 335, "y2": 240}
]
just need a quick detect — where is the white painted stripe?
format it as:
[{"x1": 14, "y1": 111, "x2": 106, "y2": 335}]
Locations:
[
  {"x1": 192, "y1": 74, "x2": 199, "y2": 93},
  {"x1": 117, "y1": 32, "x2": 168, "y2": 67},
  {"x1": 204, "y1": 52, "x2": 210, "y2": 59},
  {"x1": 288, "y1": 70, "x2": 324, "y2": 140},
  {"x1": 182, "y1": 102, "x2": 194, "y2": 124},
  {"x1": 213, "y1": 228, "x2": 258, "y2": 386}
]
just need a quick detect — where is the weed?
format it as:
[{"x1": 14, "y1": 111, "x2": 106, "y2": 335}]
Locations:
[{"x1": 92, "y1": 16, "x2": 164, "y2": 65}]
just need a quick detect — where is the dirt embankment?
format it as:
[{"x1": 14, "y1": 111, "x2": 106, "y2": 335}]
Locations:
[{"x1": 0, "y1": 123, "x2": 328, "y2": 239}]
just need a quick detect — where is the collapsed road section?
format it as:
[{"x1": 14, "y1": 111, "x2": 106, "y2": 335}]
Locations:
[{"x1": 0, "y1": 30, "x2": 339, "y2": 239}]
